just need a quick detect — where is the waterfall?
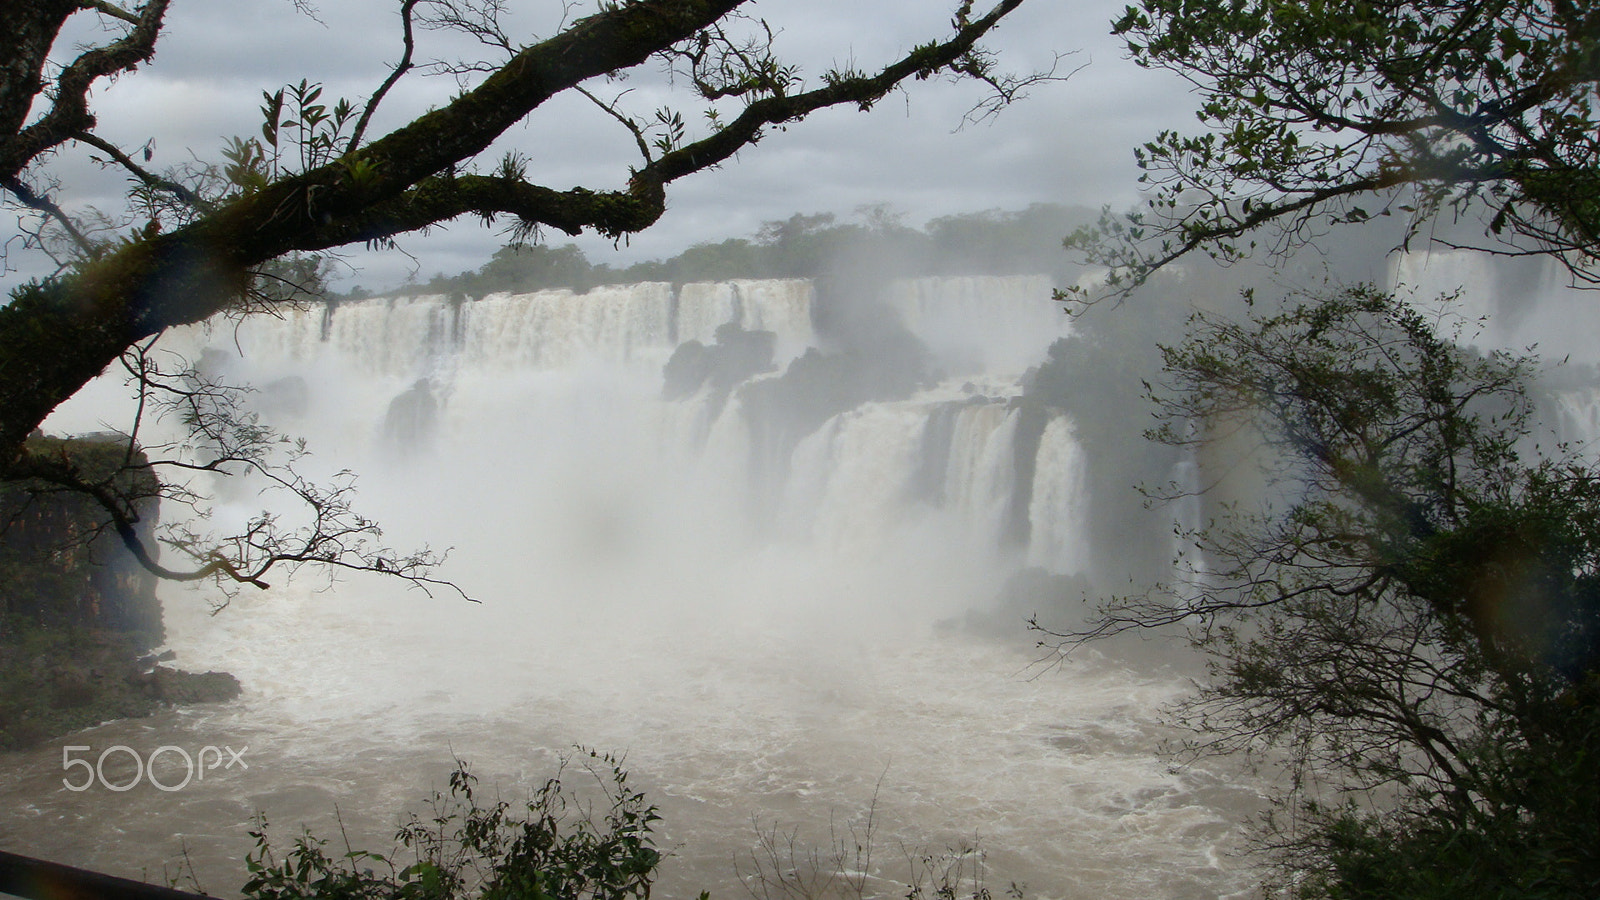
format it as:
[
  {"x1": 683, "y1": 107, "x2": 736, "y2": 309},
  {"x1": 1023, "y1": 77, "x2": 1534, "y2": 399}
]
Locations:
[
  {"x1": 676, "y1": 279, "x2": 816, "y2": 364},
  {"x1": 1387, "y1": 249, "x2": 1600, "y2": 364},
  {"x1": 884, "y1": 274, "x2": 1066, "y2": 374},
  {"x1": 1169, "y1": 451, "x2": 1209, "y2": 589},
  {"x1": 942, "y1": 401, "x2": 1021, "y2": 552},
  {"x1": 773, "y1": 383, "x2": 1026, "y2": 567},
  {"x1": 1388, "y1": 249, "x2": 1499, "y2": 332},
  {"x1": 325, "y1": 294, "x2": 464, "y2": 377},
  {"x1": 460, "y1": 284, "x2": 676, "y2": 371},
  {"x1": 21, "y1": 273, "x2": 1270, "y2": 900},
  {"x1": 786, "y1": 400, "x2": 934, "y2": 557},
  {"x1": 1027, "y1": 415, "x2": 1091, "y2": 574},
  {"x1": 1549, "y1": 384, "x2": 1600, "y2": 452},
  {"x1": 57, "y1": 277, "x2": 1099, "y2": 589}
]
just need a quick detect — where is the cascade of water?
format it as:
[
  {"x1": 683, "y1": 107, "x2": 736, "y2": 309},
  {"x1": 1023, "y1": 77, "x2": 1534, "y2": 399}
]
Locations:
[
  {"x1": 789, "y1": 400, "x2": 933, "y2": 558},
  {"x1": 213, "y1": 302, "x2": 328, "y2": 366},
  {"x1": 289, "y1": 294, "x2": 461, "y2": 379},
  {"x1": 1027, "y1": 415, "x2": 1092, "y2": 574},
  {"x1": 777, "y1": 412, "x2": 843, "y2": 540},
  {"x1": 884, "y1": 274, "x2": 1065, "y2": 374},
  {"x1": 731, "y1": 279, "x2": 817, "y2": 363},
  {"x1": 696, "y1": 390, "x2": 757, "y2": 518},
  {"x1": 1388, "y1": 250, "x2": 1500, "y2": 344},
  {"x1": 1549, "y1": 386, "x2": 1600, "y2": 451},
  {"x1": 461, "y1": 283, "x2": 676, "y2": 372},
  {"x1": 1387, "y1": 249, "x2": 1600, "y2": 364},
  {"x1": 942, "y1": 401, "x2": 1021, "y2": 552},
  {"x1": 49, "y1": 278, "x2": 1087, "y2": 580},
  {"x1": 676, "y1": 281, "x2": 742, "y2": 347},
  {"x1": 1168, "y1": 451, "x2": 1210, "y2": 589},
  {"x1": 675, "y1": 280, "x2": 816, "y2": 365}
]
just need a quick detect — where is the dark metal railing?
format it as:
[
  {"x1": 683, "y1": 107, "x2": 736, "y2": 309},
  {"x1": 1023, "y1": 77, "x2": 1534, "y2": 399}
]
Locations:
[{"x1": 0, "y1": 849, "x2": 211, "y2": 900}]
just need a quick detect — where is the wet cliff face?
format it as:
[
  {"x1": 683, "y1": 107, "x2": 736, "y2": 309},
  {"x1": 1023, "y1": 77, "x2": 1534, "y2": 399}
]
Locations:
[
  {"x1": 0, "y1": 433, "x2": 163, "y2": 647},
  {"x1": 0, "y1": 434, "x2": 213, "y2": 750}
]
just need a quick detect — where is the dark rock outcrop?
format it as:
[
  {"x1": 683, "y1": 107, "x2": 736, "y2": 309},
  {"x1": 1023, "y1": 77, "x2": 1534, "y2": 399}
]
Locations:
[
  {"x1": 1, "y1": 433, "x2": 240, "y2": 752},
  {"x1": 1, "y1": 432, "x2": 163, "y2": 647}
]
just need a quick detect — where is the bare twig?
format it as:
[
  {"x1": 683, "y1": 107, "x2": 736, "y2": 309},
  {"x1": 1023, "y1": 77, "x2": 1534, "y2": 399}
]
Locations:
[{"x1": 347, "y1": 0, "x2": 421, "y2": 154}]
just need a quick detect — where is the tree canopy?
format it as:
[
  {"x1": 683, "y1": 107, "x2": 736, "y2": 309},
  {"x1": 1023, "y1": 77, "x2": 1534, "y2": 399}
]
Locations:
[
  {"x1": 1047, "y1": 1, "x2": 1600, "y2": 893},
  {"x1": 402, "y1": 203, "x2": 1092, "y2": 296},
  {"x1": 1040, "y1": 286, "x2": 1600, "y2": 896},
  {"x1": 0, "y1": 0, "x2": 1040, "y2": 592},
  {"x1": 1070, "y1": 0, "x2": 1600, "y2": 293}
]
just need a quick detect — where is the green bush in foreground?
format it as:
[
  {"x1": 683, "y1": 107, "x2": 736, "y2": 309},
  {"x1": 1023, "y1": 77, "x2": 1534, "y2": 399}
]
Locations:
[{"x1": 241, "y1": 751, "x2": 669, "y2": 900}]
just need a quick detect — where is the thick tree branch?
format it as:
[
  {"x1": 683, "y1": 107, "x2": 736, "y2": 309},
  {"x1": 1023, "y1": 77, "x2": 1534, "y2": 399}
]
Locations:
[
  {"x1": 0, "y1": 3, "x2": 76, "y2": 164},
  {"x1": 641, "y1": 0, "x2": 1025, "y2": 189},
  {"x1": 340, "y1": 0, "x2": 745, "y2": 201},
  {"x1": 0, "y1": 0, "x2": 1036, "y2": 602},
  {"x1": 289, "y1": 1, "x2": 1028, "y2": 251},
  {"x1": 1, "y1": 0, "x2": 1033, "y2": 471},
  {"x1": 300, "y1": 174, "x2": 664, "y2": 248},
  {"x1": 3, "y1": 0, "x2": 168, "y2": 181}
]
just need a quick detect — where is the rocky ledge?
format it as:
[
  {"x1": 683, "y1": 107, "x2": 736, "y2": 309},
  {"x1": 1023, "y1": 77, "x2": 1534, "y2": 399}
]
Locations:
[
  {"x1": 0, "y1": 626, "x2": 241, "y2": 751},
  {"x1": 2, "y1": 432, "x2": 240, "y2": 753}
]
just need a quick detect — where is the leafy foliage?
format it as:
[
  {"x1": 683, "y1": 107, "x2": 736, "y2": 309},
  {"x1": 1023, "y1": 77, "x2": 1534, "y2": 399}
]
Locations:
[
  {"x1": 1069, "y1": 0, "x2": 1600, "y2": 294},
  {"x1": 242, "y1": 752, "x2": 667, "y2": 900},
  {"x1": 1283, "y1": 679, "x2": 1600, "y2": 899},
  {"x1": 1041, "y1": 285, "x2": 1600, "y2": 896},
  {"x1": 1051, "y1": 0, "x2": 1600, "y2": 891},
  {"x1": 405, "y1": 204, "x2": 1095, "y2": 298},
  {"x1": 222, "y1": 80, "x2": 359, "y2": 195}
]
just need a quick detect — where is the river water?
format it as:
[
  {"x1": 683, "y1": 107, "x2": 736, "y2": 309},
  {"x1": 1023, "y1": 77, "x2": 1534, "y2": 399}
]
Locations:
[{"x1": 0, "y1": 583, "x2": 1264, "y2": 899}]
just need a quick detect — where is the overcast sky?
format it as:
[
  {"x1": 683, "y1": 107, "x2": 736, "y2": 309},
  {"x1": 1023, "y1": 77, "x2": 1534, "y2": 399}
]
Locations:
[{"x1": 9, "y1": 0, "x2": 1194, "y2": 291}]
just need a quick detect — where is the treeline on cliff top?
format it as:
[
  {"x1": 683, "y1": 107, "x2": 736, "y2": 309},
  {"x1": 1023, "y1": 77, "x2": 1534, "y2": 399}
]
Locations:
[{"x1": 353, "y1": 204, "x2": 1096, "y2": 300}]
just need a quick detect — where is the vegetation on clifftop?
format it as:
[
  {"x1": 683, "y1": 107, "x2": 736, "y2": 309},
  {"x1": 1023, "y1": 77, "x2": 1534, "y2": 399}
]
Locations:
[{"x1": 373, "y1": 204, "x2": 1094, "y2": 300}]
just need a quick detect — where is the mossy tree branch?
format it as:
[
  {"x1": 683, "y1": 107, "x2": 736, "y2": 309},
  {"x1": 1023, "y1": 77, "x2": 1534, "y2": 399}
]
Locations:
[{"x1": 0, "y1": 0, "x2": 1036, "y2": 592}]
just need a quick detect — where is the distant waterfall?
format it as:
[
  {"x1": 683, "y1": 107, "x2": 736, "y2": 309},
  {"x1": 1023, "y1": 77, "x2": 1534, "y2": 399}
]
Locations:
[
  {"x1": 1027, "y1": 416, "x2": 1091, "y2": 574},
  {"x1": 776, "y1": 395, "x2": 1035, "y2": 566},
  {"x1": 161, "y1": 275, "x2": 1097, "y2": 582},
  {"x1": 460, "y1": 284, "x2": 674, "y2": 370},
  {"x1": 1549, "y1": 385, "x2": 1600, "y2": 453},
  {"x1": 1387, "y1": 249, "x2": 1600, "y2": 364},
  {"x1": 677, "y1": 280, "x2": 817, "y2": 364},
  {"x1": 218, "y1": 280, "x2": 808, "y2": 381},
  {"x1": 1169, "y1": 451, "x2": 1209, "y2": 589},
  {"x1": 885, "y1": 274, "x2": 1064, "y2": 374},
  {"x1": 784, "y1": 400, "x2": 936, "y2": 557},
  {"x1": 942, "y1": 402, "x2": 1021, "y2": 551},
  {"x1": 1388, "y1": 249, "x2": 1499, "y2": 331}
]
